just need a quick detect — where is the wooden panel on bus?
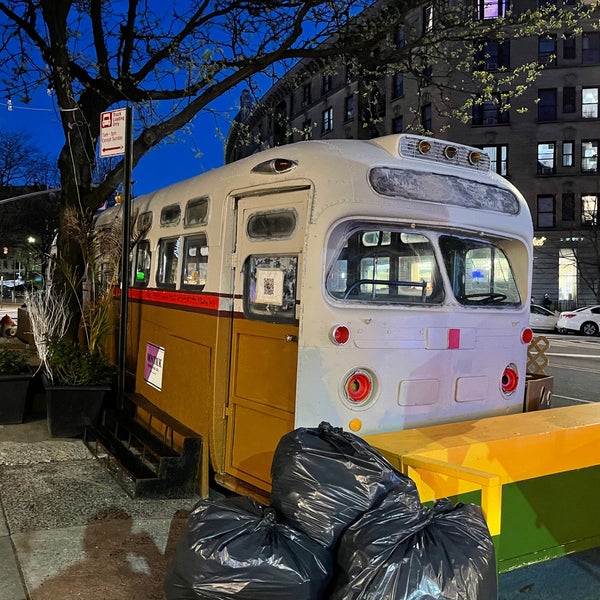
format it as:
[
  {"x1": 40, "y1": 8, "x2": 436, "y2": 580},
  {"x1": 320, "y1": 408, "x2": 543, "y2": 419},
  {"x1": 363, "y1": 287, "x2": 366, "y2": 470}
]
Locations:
[
  {"x1": 226, "y1": 399, "x2": 295, "y2": 489},
  {"x1": 225, "y1": 318, "x2": 298, "y2": 489}
]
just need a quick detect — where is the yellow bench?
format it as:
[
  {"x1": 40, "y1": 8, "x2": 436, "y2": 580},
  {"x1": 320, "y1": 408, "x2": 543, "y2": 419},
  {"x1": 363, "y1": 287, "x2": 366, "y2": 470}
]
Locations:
[{"x1": 365, "y1": 403, "x2": 600, "y2": 536}]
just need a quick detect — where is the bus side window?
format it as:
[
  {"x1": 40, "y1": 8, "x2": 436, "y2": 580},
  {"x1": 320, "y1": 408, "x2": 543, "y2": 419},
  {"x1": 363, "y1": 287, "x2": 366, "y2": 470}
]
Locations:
[
  {"x1": 243, "y1": 255, "x2": 297, "y2": 323},
  {"x1": 181, "y1": 234, "x2": 208, "y2": 290},
  {"x1": 133, "y1": 240, "x2": 151, "y2": 288},
  {"x1": 156, "y1": 237, "x2": 180, "y2": 289}
]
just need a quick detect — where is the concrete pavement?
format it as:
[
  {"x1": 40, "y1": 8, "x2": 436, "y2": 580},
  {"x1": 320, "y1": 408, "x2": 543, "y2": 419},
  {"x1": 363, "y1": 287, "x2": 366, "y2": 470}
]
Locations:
[{"x1": 0, "y1": 417, "x2": 203, "y2": 600}]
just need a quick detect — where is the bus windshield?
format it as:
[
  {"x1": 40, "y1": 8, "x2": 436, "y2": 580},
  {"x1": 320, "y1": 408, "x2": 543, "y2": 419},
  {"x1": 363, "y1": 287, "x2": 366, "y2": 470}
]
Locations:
[
  {"x1": 326, "y1": 226, "x2": 521, "y2": 307},
  {"x1": 326, "y1": 227, "x2": 444, "y2": 304},
  {"x1": 439, "y1": 235, "x2": 521, "y2": 306}
]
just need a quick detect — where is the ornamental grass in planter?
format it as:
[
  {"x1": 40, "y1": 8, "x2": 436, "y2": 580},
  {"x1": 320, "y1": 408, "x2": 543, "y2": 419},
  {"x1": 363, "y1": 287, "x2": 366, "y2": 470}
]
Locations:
[
  {"x1": 0, "y1": 346, "x2": 33, "y2": 424},
  {"x1": 25, "y1": 206, "x2": 122, "y2": 437}
]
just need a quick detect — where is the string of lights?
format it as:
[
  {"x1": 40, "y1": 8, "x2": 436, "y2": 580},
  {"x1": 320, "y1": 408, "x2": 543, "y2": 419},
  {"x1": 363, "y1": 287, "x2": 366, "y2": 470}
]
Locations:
[{"x1": 0, "y1": 99, "x2": 53, "y2": 112}]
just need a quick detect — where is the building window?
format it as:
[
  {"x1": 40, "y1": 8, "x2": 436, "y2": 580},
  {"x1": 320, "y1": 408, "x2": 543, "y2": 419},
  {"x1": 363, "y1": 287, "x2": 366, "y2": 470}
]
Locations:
[
  {"x1": 562, "y1": 141, "x2": 574, "y2": 167},
  {"x1": 322, "y1": 107, "x2": 333, "y2": 133},
  {"x1": 582, "y1": 194, "x2": 598, "y2": 226},
  {"x1": 421, "y1": 103, "x2": 432, "y2": 132},
  {"x1": 472, "y1": 93, "x2": 509, "y2": 125},
  {"x1": 537, "y1": 195, "x2": 555, "y2": 228},
  {"x1": 321, "y1": 74, "x2": 332, "y2": 95},
  {"x1": 563, "y1": 35, "x2": 576, "y2": 59},
  {"x1": 423, "y1": 5, "x2": 433, "y2": 34},
  {"x1": 582, "y1": 87, "x2": 599, "y2": 118},
  {"x1": 392, "y1": 115, "x2": 403, "y2": 133},
  {"x1": 559, "y1": 248, "x2": 577, "y2": 303},
  {"x1": 474, "y1": 39, "x2": 510, "y2": 70},
  {"x1": 537, "y1": 142, "x2": 556, "y2": 175},
  {"x1": 392, "y1": 73, "x2": 404, "y2": 99},
  {"x1": 582, "y1": 32, "x2": 600, "y2": 64},
  {"x1": 538, "y1": 36, "x2": 557, "y2": 65},
  {"x1": 481, "y1": 144, "x2": 508, "y2": 175},
  {"x1": 562, "y1": 86, "x2": 576, "y2": 113},
  {"x1": 562, "y1": 193, "x2": 575, "y2": 221},
  {"x1": 474, "y1": 0, "x2": 508, "y2": 20},
  {"x1": 344, "y1": 95, "x2": 354, "y2": 122},
  {"x1": 537, "y1": 88, "x2": 557, "y2": 121},
  {"x1": 394, "y1": 26, "x2": 405, "y2": 48},
  {"x1": 581, "y1": 140, "x2": 599, "y2": 172},
  {"x1": 302, "y1": 119, "x2": 312, "y2": 140},
  {"x1": 302, "y1": 83, "x2": 311, "y2": 107}
]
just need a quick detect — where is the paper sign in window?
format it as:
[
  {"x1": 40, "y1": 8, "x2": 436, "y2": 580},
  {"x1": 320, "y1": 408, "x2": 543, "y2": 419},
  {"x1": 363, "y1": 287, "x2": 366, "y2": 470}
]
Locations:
[{"x1": 255, "y1": 268, "x2": 284, "y2": 305}]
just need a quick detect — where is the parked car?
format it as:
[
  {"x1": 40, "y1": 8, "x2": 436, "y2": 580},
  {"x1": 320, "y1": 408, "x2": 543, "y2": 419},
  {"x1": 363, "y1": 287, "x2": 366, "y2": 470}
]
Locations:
[
  {"x1": 556, "y1": 305, "x2": 600, "y2": 336},
  {"x1": 530, "y1": 304, "x2": 559, "y2": 332}
]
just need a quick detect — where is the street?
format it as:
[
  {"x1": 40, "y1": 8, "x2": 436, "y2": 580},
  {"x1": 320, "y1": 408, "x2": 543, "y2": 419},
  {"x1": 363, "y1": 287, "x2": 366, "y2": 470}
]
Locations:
[{"x1": 538, "y1": 333, "x2": 600, "y2": 407}]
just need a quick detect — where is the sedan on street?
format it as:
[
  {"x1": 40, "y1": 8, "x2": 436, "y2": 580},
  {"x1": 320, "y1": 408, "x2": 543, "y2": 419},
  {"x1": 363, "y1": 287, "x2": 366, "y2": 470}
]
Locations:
[
  {"x1": 556, "y1": 305, "x2": 600, "y2": 336},
  {"x1": 530, "y1": 304, "x2": 559, "y2": 332}
]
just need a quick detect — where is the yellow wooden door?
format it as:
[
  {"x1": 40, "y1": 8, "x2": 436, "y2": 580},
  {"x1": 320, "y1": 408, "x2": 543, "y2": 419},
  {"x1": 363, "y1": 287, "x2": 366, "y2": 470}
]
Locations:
[{"x1": 225, "y1": 189, "x2": 309, "y2": 491}]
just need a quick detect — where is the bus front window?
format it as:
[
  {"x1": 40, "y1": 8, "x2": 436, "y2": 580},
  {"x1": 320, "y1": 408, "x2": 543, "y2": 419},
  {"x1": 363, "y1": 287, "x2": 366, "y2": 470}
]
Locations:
[
  {"x1": 326, "y1": 227, "x2": 444, "y2": 304},
  {"x1": 440, "y1": 235, "x2": 521, "y2": 306}
]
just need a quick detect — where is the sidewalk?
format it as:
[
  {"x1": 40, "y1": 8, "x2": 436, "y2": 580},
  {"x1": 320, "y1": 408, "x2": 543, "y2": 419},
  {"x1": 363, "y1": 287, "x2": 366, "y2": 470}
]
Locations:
[{"x1": 0, "y1": 417, "x2": 203, "y2": 600}]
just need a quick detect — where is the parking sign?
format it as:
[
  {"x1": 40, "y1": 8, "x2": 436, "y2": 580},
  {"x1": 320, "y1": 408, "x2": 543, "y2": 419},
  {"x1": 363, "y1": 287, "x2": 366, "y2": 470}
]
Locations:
[{"x1": 99, "y1": 109, "x2": 127, "y2": 157}]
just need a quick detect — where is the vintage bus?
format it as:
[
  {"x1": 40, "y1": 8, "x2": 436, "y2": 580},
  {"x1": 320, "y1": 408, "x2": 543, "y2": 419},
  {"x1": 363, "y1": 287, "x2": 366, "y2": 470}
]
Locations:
[{"x1": 95, "y1": 134, "x2": 533, "y2": 497}]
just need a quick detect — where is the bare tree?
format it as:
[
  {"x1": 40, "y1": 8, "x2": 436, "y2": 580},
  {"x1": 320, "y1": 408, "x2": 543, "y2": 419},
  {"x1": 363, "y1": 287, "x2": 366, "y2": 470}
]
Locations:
[{"x1": 0, "y1": 0, "x2": 595, "y2": 335}]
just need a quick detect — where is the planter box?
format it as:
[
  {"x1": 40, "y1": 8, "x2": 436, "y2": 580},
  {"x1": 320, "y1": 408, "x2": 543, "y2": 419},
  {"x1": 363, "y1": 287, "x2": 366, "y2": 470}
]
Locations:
[
  {"x1": 44, "y1": 377, "x2": 110, "y2": 438},
  {"x1": 0, "y1": 373, "x2": 33, "y2": 424}
]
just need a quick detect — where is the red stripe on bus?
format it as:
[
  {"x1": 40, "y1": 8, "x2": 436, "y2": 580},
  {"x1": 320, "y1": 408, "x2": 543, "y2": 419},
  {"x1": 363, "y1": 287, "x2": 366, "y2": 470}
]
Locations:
[{"x1": 126, "y1": 288, "x2": 221, "y2": 311}]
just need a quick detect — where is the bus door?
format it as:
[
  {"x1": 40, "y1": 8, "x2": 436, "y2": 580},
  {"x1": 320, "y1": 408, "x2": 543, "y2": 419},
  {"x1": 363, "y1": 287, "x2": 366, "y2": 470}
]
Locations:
[{"x1": 225, "y1": 188, "x2": 309, "y2": 491}]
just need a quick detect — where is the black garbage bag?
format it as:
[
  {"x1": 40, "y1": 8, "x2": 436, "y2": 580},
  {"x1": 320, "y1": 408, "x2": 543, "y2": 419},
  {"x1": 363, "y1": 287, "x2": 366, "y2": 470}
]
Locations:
[
  {"x1": 270, "y1": 421, "x2": 417, "y2": 549},
  {"x1": 164, "y1": 496, "x2": 333, "y2": 600},
  {"x1": 330, "y1": 494, "x2": 497, "y2": 600}
]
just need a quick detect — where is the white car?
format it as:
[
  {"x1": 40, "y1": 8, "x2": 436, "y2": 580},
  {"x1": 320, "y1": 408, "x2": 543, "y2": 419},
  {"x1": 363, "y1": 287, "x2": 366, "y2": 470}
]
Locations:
[
  {"x1": 530, "y1": 304, "x2": 558, "y2": 332},
  {"x1": 556, "y1": 305, "x2": 600, "y2": 336}
]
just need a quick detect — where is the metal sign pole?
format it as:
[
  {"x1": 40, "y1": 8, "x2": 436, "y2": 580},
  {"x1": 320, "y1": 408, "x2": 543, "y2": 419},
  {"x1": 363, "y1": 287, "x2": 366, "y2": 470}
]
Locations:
[{"x1": 117, "y1": 107, "x2": 133, "y2": 405}]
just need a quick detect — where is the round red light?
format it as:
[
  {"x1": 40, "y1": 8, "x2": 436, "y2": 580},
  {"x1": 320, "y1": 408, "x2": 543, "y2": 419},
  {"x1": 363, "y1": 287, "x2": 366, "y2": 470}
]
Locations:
[
  {"x1": 521, "y1": 328, "x2": 534, "y2": 344},
  {"x1": 501, "y1": 365, "x2": 519, "y2": 394},
  {"x1": 345, "y1": 371, "x2": 372, "y2": 403},
  {"x1": 331, "y1": 325, "x2": 350, "y2": 345}
]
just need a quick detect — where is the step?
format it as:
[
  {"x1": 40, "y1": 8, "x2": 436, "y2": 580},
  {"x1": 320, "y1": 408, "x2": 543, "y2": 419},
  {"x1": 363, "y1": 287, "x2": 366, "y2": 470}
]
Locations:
[{"x1": 84, "y1": 394, "x2": 202, "y2": 499}]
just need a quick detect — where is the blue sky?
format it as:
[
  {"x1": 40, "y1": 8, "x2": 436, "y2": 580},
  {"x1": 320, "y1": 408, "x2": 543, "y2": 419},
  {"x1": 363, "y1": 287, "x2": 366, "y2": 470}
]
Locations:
[{"x1": 0, "y1": 90, "x2": 231, "y2": 196}]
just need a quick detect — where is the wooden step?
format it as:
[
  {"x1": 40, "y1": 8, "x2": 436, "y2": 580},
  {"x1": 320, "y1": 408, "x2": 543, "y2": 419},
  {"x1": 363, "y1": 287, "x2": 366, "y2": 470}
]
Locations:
[{"x1": 84, "y1": 394, "x2": 202, "y2": 499}]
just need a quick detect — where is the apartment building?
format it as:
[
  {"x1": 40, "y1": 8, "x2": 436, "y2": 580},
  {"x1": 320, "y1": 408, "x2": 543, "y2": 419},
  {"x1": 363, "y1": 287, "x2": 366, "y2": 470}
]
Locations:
[{"x1": 225, "y1": 0, "x2": 600, "y2": 308}]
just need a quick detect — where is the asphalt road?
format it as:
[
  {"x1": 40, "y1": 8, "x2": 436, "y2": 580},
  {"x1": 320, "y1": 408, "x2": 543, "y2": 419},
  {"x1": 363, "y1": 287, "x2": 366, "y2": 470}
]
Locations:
[{"x1": 537, "y1": 332, "x2": 600, "y2": 407}]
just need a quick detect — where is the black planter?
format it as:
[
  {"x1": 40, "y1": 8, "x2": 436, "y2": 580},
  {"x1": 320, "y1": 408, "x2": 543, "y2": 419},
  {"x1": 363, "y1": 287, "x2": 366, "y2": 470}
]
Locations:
[
  {"x1": 44, "y1": 377, "x2": 110, "y2": 438},
  {"x1": 0, "y1": 373, "x2": 33, "y2": 424}
]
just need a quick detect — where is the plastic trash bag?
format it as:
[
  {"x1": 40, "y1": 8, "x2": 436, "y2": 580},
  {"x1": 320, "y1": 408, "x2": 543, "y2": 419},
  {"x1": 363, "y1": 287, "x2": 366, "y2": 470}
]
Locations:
[
  {"x1": 270, "y1": 421, "x2": 416, "y2": 549},
  {"x1": 164, "y1": 496, "x2": 333, "y2": 600},
  {"x1": 330, "y1": 494, "x2": 497, "y2": 600}
]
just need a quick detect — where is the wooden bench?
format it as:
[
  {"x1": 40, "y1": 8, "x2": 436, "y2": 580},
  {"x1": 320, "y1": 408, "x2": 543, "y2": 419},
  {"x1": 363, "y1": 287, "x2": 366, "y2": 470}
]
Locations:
[{"x1": 365, "y1": 403, "x2": 600, "y2": 537}]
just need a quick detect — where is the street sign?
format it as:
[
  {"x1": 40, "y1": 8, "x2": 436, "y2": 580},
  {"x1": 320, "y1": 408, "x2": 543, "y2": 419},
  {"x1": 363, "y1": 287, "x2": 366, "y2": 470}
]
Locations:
[{"x1": 99, "y1": 108, "x2": 127, "y2": 157}]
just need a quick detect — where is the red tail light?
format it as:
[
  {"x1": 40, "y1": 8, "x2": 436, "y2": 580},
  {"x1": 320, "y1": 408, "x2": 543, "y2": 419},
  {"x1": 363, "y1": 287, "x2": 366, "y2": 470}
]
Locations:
[
  {"x1": 330, "y1": 324, "x2": 350, "y2": 345},
  {"x1": 521, "y1": 328, "x2": 534, "y2": 344},
  {"x1": 343, "y1": 369, "x2": 375, "y2": 406},
  {"x1": 501, "y1": 364, "x2": 519, "y2": 395}
]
